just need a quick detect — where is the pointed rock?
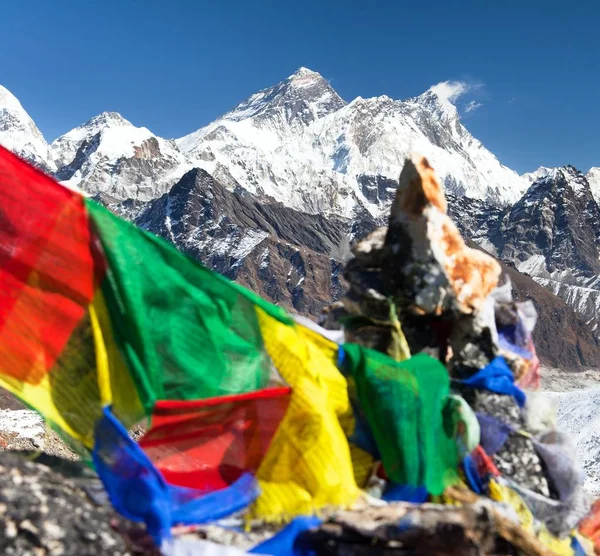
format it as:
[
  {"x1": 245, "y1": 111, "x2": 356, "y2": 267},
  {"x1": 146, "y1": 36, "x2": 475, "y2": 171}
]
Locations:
[
  {"x1": 500, "y1": 166, "x2": 600, "y2": 276},
  {"x1": 384, "y1": 154, "x2": 501, "y2": 316}
]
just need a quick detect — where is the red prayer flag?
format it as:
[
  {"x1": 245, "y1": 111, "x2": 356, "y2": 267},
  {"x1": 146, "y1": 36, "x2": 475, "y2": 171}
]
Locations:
[
  {"x1": 140, "y1": 386, "x2": 291, "y2": 491},
  {"x1": 0, "y1": 146, "x2": 102, "y2": 384}
]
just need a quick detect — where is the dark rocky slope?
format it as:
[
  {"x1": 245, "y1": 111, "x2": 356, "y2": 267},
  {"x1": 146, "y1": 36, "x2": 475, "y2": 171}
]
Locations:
[{"x1": 132, "y1": 168, "x2": 377, "y2": 315}]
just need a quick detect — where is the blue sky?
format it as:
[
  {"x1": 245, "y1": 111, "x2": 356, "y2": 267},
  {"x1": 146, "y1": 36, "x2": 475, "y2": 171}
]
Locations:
[{"x1": 1, "y1": 0, "x2": 598, "y2": 173}]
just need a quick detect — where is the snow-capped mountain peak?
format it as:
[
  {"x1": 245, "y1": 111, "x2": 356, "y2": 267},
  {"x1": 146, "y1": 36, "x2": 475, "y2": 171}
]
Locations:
[
  {"x1": 522, "y1": 166, "x2": 554, "y2": 184},
  {"x1": 287, "y1": 66, "x2": 329, "y2": 89},
  {"x1": 521, "y1": 165, "x2": 597, "y2": 202},
  {"x1": 50, "y1": 110, "x2": 192, "y2": 201},
  {"x1": 176, "y1": 69, "x2": 529, "y2": 216},
  {"x1": 525, "y1": 165, "x2": 591, "y2": 199},
  {"x1": 413, "y1": 88, "x2": 460, "y2": 123},
  {"x1": 0, "y1": 85, "x2": 54, "y2": 171},
  {"x1": 1, "y1": 69, "x2": 540, "y2": 214},
  {"x1": 290, "y1": 66, "x2": 321, "y2": 79},
  {"x1": 0, "y1": 85, "x2": 25, "y2": 112},
  {"x1": 81, "y1": 111, "x2": 131, "y2": 130},
  {"x1": 50, "y1": 111, "x2": 135, "y2": 169},
  {"x1": 221, "y1": 66, "x2": 346, "y2": 126}
]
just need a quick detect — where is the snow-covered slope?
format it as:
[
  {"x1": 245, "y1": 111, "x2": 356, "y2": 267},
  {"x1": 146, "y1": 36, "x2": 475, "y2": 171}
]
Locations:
[
  {"x1": 50, "y1": 112, "x2": 192, "y2": 201},
  {"x1": 176, "y1": 68, "x2": 358, "y2": 215},
  {"x1": 177, "y1": 68, "x2": 528, "y2": 217},
  {"x1": 586, "y1": 167, "x2": 600, "y2": 204},
  {"x1": 546, "y1": 387, "x2": 600, "y2": 496},
  {"x1": 0, "y1": 86, "x2": 54, "y2": 171}
]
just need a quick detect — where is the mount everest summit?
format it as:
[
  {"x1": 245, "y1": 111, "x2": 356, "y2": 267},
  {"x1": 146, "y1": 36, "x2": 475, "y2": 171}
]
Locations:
[{"x1": 2, "y1": 68, "x2": 600, "y2": 370}]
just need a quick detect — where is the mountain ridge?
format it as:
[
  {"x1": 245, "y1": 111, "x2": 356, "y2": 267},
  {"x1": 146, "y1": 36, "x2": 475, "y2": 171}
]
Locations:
[
  {"x1": 1, "y1": 68, "x2": 531, "y2": 213},
  {"x1": 175, "y1": 67, "x2": 529, "y2": 216}
]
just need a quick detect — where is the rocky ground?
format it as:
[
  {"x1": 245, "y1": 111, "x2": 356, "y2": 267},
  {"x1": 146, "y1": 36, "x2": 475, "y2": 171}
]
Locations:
[{"x1": 0, "y1": 452, "x2": 137, "y2": 555}]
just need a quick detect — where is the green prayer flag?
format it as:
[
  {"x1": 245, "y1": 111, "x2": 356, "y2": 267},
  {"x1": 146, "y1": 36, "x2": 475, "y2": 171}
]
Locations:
[
  {"x1": 341, "y1": 345, "x2": 459, "y2": 495},
  {"x1": 85, "y1": 199, "x2": 291, "y2": 411}
]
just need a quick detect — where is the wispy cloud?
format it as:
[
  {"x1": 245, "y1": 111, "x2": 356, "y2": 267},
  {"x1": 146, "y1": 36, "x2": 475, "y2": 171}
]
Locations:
[
  {"x1": 465, "y1": 100, "x2": 483, "y2": 113},
  {"x1": 429, "y1": 81, "x2": 470, "y2": 104},
  {"x1": 508, "y1": 97, "x2": 516, "y2": 104},
  {"x1": 429, "y1": 80, "x2": 485, "y2": 114}
]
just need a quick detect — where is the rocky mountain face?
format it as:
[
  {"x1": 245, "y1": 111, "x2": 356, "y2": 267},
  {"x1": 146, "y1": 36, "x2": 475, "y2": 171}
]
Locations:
[
  {"x1": 498, "y1": 167, "x2": 600, "y2": 275},
  {"x1": 1, "y1": 73, "x2": 600, "y2": 370},
  {"x1": 493, "y1": 168, "x2": 600, "y2": 337},
  {"x1": 128, "y1": 168, "x2": 378, "y2": 315},
  {"x1": 447, "y1": 193, "x2": 504, "y2": 256}
]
